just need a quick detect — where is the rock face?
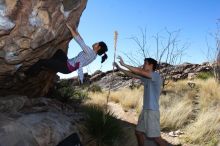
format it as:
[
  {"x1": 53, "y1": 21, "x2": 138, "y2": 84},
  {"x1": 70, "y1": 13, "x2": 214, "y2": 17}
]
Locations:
[
  {"x1": 0, "y1": 0, "x2": 87, "y2": 97},
  {"x1": 0, "y1": 95, "x2": 81, "y2": 146},
  {"x1": 159, "y1": 62, "x2": 213, "y2": 81}
]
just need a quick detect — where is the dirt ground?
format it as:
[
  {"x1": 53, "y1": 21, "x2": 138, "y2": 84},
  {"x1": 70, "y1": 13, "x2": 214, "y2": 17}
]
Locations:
[{"x1": 107, "y1": 102, "x2": 186, "y2": 146}]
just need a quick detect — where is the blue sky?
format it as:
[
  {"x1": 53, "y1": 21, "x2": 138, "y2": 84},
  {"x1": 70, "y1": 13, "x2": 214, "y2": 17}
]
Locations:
[{"x1": 58, "y1": 0, "x2": 220, "y2": 78}]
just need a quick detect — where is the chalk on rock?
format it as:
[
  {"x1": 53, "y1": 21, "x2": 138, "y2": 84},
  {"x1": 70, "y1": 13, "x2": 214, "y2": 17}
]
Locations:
[
  {"x1": 0, "y1": 3, "x2": 15, "y2": 30},
  {"x1": 60, "y1": 0, "x2": 81, "y2": 19},
  {"x1": 15, "y1": 63, "x2": 23, "y2": 71},
  {"x1": 29, "y1": 11, "x2": 42, "y2": 27},
  {"x1": 0, "y1": 15, "x2": 15, "y2": 30}
]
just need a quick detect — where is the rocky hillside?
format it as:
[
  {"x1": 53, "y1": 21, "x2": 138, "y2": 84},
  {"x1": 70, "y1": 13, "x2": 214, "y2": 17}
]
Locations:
[
  {"x1": 70, "y1": 62, "x2": 214, "y2": 90},
  {"x1": 0, "y1": 0, "x2": 87, "y2": 97}
]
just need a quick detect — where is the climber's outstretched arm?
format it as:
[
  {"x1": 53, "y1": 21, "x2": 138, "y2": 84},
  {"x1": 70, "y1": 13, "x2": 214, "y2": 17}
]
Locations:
[
  {"x1": 113, "y1": 62, "x2": 141, "y2": 79},
  {"x1": 66, "y1": 23, "x2": 85, "y2": 41},
  {"x1": 66, "y1": 23, "x2": 90, "y2": 55}
]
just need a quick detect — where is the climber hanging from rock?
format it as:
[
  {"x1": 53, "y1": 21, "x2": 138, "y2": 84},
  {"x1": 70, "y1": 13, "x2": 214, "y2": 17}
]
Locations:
[{"x1": 17, "y1": 24, "x2": 108, "y2": 83}]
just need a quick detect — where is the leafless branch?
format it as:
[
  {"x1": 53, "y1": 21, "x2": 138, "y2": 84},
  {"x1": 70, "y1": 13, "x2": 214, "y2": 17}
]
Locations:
[{"x1": 124, "y1": 27, "x2": 187, "y2": 88}]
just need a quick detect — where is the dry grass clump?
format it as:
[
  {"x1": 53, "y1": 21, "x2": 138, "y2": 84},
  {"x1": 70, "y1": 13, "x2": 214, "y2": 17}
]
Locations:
[
  {"x1": 166, "y1": 80, "x2": 190, "y2": 95},
  {"x1": 86, "y1": 78, "x2": 220, "y2": 145},
  {"x1": 160, "y1": 94, "x2": 193, "y2": 130},
  {"x1": 86, "y1": 92, "x2": 108, "y2": 106},
  {"x1": 109, "y1": 88, "x2": 143, "y2": 111},
  {"x1": 181, "y1": 78, "x2": 220, "y2": 146},
  {"x1": 194, "y1": 78, "x2": 220, "y2": 110},
  {"x1": 86, "y1": 88, "x2": 143, "y2": 112},
  {"x1": 183, "y1": 108, "x2": 220, "y2": 146}
]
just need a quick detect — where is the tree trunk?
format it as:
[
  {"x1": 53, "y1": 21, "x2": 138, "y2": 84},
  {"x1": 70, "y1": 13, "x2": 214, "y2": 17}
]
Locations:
[{"x1": 216, "y1": 45, "x2": 220, "y2": 83}]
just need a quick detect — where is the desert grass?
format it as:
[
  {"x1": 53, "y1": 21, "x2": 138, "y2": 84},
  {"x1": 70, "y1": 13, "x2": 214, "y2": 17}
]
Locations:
[
  {"x1": 82, "y1": 104, "x2": 123, "y2": 146},
  {"x1": 109, "y1": 88, "x2": 143, "y2": 112},
  {"x1": 159, "y1": 80, "x2": 196, "y2": 130},
  {"x1": 86, "y1": 92, "x2": 108, "y2": 106},
  {"x1": 166, "y1": 79, "x2": 191, "y2": 96},
  {"x1": 160, "y1": 94, "x2": 193, "y2": 130},
  {"x1": 86, "y1": 78, "x2": 220, "y2": 145},
  {"x1": 183, "y1": 108, "x2": 220, "y2": 146},
  {"x1": 194, "y1": 78, "x2": 220, "y2": 110},
  {"x1": 181, "y1": 78, "x2": 220, "y2": 146},
  {"x1": 87, "y1": 87, "x2": 143, "y2": 112}
]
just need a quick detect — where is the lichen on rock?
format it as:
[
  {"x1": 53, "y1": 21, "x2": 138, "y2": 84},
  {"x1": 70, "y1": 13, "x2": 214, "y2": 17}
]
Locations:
[{"x1": 0, "y1": 2, "x2": 15, "y2": 31}]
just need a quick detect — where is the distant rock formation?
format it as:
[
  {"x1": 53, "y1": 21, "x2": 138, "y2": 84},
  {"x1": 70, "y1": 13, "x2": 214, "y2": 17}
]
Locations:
[
  {"x1": 70, "y1": 62, "x2": 214, "y2": 90},
  {"x1": 159, "y1": 62, "x2": 213, "y2": 81},
  {"x1": 0, "y1": 0, "x2": 87, "y2": 97}
]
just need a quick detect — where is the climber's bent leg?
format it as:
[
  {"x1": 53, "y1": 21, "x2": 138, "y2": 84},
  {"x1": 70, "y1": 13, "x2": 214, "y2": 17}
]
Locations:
[
  {"x1": 40, "y1": 59, "x2": 71, "y2": 74},
  {"x1": 51, "y1": 49, "x2": 68, "y2": 62},
  {"x1": 25, "y1": 49, "x2": 71, "y2": 76},
  {"x1": 25, "y1": 58, "x2": 71, "y2": 76}
]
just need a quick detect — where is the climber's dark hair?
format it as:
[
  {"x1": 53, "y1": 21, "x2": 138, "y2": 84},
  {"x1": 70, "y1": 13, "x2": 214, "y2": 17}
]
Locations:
[
  {"x1": 144, "y1": 58, "x2": 158, "y2": 71},
  {"x1": 97, "y1": 41, "x2": 108, "y2": 63}
]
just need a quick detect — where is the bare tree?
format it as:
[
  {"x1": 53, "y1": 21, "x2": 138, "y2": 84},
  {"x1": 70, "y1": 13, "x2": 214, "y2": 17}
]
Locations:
[
  {"x1": 124, "y1": 28, "x2": 187, "y2": 88},
  {"x1": 216, "y1": 20, "x2": 220, "y2": 83},
  {"x1": 154, "y1": 29, "x2": 187, "y2": 88},
  {"x1": 123, "y1": 28, "x2": 149, "y2": 66},
  {"x1": 205, "y1": 20, "x2": 220, "y2": 83}
]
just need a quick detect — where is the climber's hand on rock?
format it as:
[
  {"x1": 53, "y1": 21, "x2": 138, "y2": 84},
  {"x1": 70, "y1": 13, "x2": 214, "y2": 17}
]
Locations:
[
  {"x1": 66, "y1": 23, "x2": 73, "y2": 30},
  {"x1": 66, "y1": 23, "x2": 78, "y2": 37}
]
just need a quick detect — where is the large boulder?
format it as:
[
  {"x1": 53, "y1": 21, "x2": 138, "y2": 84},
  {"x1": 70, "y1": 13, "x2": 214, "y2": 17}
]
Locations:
[
  {"x1": 0, "y1": 0, "x2": 87, "y2": 97},
  {"x1": 0, "y1": 95, "x2": 81, "y2": 146}
]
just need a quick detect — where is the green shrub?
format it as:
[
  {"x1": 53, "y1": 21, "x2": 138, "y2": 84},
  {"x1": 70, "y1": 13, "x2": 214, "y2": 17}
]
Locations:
[
  {"x1": 48, "y1": 79, "x2": 88, "y2": 102},
  {"x1": 48, "y1": 86, "x2": 74, "y2": 102},
  {"x1": 89, "y1": 84, "x2": 102, "y2": 93},
  {"x1": 197, "y1": 72, "x2": 214, "y2": 80},
  {"x1": 57, "y1": 79, "x2": 72, "y2": 88},
  {"x1": 83, "y1": 105, "x2": 123, "y2": 146},
  {"x1": 72, "y1": 89, "x2": 88, "y2": 100},
  {"x1": 58, "y1": 86, "x2": 75, "y2": 102}
]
